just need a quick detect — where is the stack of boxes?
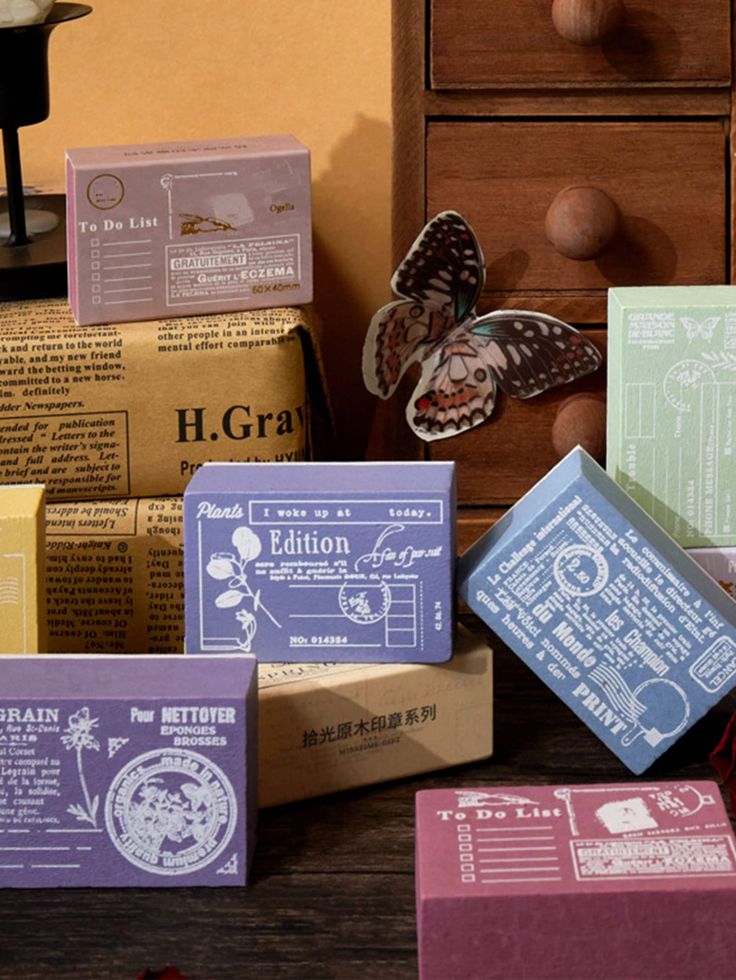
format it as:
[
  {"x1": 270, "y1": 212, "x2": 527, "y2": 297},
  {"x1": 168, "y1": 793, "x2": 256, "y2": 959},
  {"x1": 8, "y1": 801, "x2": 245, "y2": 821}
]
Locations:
[
  {"x1": 0, "y1": 135, "x2": 496, "y2": 890},
  {"x1": 0, "y1": 135, "x2": 324, "y2": 653},
  {"x1": 1, "y1": 129, "x2": 736, "y2": 971}
]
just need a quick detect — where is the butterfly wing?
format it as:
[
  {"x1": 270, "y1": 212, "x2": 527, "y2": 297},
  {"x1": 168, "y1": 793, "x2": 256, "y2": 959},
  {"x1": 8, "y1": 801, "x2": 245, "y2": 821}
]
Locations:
[
  {"x1": 470, "y1": 311, "x2": 602, "y2": 399},
  {"x1": 392, "y1": 211, "x2": 485, "y2": 323},
  {"x1": 701, "y1": 316, "x2": 720, "y2": 341},
  {"x1": 408, "y1": 325, "x2": 500, "y2": 441},
  {"x1": 362, "y1": 299, "x2": 451, "y2": 399},
  {"x1": 681, "y1": 317, "x2": 700, "y2": 342}
]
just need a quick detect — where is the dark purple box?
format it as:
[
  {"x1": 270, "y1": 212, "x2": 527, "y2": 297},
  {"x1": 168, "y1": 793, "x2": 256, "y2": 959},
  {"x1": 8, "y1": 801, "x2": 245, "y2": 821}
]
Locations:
[
  {"x1": 416, "y1": 782, "x2": 736, "y2": 979},
  {"x1": 0, "y1": 654, "x2": 257, "y2": 887}
]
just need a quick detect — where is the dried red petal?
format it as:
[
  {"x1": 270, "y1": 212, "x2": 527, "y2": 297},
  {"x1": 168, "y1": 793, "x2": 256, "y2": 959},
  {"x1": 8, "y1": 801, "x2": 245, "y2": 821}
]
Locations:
[{"x1": 137, "y1": 968, "x2": 187, "y2": 980}]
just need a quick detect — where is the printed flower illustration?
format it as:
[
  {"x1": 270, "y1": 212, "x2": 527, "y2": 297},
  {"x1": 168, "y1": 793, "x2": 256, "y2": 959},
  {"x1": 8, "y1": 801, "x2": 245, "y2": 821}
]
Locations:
[
  {"x1": 60, "y1": 707, "x2": 100, "y2": 827},
  {"x1": 129, "y1": 778, "x2": 213, "y2": 854},
  {"x1": 207, "y1": 526, "x2": 280, "y2": 652}
]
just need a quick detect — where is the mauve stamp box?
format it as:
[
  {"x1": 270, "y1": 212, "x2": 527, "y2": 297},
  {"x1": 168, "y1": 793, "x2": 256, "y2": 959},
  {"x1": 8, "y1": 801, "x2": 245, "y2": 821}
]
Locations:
[
  {"x1": 183, "y1": 461, "x2": 456, "y2": 662},
  {"x1": 0, "y1": 654, "x2": 257, "y2": 887},
  {"x1": 416, "y1": 782, "x2": 736, "y2": 980},
  {"x1": 66, "y1": 135, "x2": 311, "y2": 325},
  {"x1": 458, "y1": 447, "x2": 736, "y2": 774}
]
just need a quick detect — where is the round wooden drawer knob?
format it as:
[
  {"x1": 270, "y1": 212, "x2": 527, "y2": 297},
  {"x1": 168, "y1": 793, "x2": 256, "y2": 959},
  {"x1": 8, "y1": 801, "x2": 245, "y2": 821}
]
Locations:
[
  {"x1": 545, "y1": 185, "x2": 620, "y2": 262},
  {"x1": 552, "y1": 393, "x2": 607, "y2": 462},
  {"x1": 551, "y1": 0, "x2": 625, "y2": 46}
]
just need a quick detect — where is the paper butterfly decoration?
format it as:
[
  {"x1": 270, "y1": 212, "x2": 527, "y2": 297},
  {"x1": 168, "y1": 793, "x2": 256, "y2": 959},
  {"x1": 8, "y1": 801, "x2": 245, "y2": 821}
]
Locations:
[
  {"x1": 681, "y1": 316, "x2": 719, "y2": 343},
  {"x1": 362, "y1": 211, "x2": 603, "y2": 442}
]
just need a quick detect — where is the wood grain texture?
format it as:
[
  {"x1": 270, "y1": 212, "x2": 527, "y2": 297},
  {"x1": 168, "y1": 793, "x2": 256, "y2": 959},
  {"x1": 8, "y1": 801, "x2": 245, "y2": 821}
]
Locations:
[
  {"x1": 392, "y1": 0, "x2": 427, "y2": 268},
  {"x1": 429, "y1": 330, "x2": 607, "y2": 505},
  {"x1": 427, "y1": 120, "x2": 727, "y2": 295},
  {"x1": 458, "y1": 508, "x2": 503, "y2": 552},
  {"x1": 430, "y1": 0, "x2": 732, "y2": 88},
  {"x1": 423, "y1": 87, "x2": 732, "y2": 117},
  {"x1": 0, "y1": 624, "x2": 729, "y2": 980}
]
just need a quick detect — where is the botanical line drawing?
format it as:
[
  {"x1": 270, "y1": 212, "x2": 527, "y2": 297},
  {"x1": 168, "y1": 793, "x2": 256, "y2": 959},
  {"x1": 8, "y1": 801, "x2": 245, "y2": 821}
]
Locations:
[
  {"x1": 702, "y1": 350, "x2": 736, "y2": 372},
  {"x1": 60, "y1": 707, "x2": 100, "y2": 828},
  {"x1": 129, "y1": 778, "x2": 215, "y2": 854},
  {"x1": 207, "y1": 526, "x2": 281, "y2": 651}
]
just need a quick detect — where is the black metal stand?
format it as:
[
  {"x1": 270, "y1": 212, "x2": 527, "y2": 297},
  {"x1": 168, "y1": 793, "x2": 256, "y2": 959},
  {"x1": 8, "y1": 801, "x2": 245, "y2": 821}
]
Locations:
[
  {"x1": 0, "y1": 3, "x2": 91, "y2": 298},
  {"x1": 2, "y1": 128, "x2": 29, "y2": 246}
]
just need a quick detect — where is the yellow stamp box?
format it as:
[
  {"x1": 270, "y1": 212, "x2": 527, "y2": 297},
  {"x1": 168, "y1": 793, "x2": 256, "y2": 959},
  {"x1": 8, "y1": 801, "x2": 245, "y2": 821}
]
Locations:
[{"x1": 0, "y1": 484, "x2": 46, "y2": 653}]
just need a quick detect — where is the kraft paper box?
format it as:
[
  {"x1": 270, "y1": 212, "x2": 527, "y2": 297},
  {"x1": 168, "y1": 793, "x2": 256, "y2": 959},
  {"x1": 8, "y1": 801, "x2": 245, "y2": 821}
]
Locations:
[
  {"x1": 257, "y1": 626, "x2": 492, "y2": 807},
  {"x1": 67, "y1": 134, "x2": 312, "y2": 325},
  {"x1": 0, "y1": 299, "x2": 327, "y2": 501},
  {"x1": 184, "y1": 461, "x2": 456, "y2": 663},
  {"x1": 0, "y1": 654, "x2": 257, "y2": 887},
  {"x1": 608, "y1": 286, "x2": 736, "y2": 548},
  {"x1": 0, "y1": 485, "x2": 46, "y2": 654},
  {"x1": 416, "y1": 782, "x2": 736, "y2": 980},
  {"x1": 457, "y1": 447, "x2": 736, "y2": 774},
  {"x1": 689, "y1": 547, "x2": 736, "y2": 602},
  {"x1": 46, "y1": 497, "x2": 183, "y2": 654}
]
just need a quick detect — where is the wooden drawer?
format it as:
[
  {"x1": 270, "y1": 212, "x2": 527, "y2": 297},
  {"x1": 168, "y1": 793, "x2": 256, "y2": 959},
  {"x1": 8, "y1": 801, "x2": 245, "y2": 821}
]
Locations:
[
  {"x1": 458, "y1": 508, "x2": 501, "y2": 553},
  {"x1": 427, "y1": 121, "x2": 726, "y2": 305},
  {"x1": 430, "y1": 0, "x2": 731, "y2": 88},
  {"x1": 429, "y1": 330, "x2": 607, "y2": 505}
]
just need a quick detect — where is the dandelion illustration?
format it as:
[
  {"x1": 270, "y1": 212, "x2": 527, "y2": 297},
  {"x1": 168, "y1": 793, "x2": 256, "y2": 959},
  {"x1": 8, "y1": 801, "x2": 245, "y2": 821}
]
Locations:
[
  {"x1": 60, "y1": 707, "x2": 100, "y2": 827},
  {"x1": 207, "y1": 526, "x2": 281, "y2": 651}
]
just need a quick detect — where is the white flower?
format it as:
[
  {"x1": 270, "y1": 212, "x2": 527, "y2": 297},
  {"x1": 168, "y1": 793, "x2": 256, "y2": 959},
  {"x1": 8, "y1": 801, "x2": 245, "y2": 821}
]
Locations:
[
  {"x1": 0, "y1": 1, "x2": 55, "y2": 27},
  {"x1": 60, "y1": 707, "x2": 100, "y2": 752},
  {"x1": 207, "y1": 553, "x2": 237, "y2": 580},
  {"x1": 232, "y1": 526, "x2": 262, "y2": 563}
]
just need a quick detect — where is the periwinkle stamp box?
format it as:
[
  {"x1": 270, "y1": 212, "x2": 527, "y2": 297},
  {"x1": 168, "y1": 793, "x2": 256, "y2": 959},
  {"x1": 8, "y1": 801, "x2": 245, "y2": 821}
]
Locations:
[
  {"x1": 416, "y1": 782, "x2": 736, "y2": 980},
  {"x1": 66, "y1": 135, "x2": 312, "y2": 325},
  {"x1": 0, "y1": 655, "x2": 257, "y2": 887},
  {"x1": 184, "y1": 462, "x2": 456, "y2": 662},
  {"x1": 458, "y1": 447, "x2": 736, "y2": 773},
  {"x1": 608, "y1": 285, "x2": 736, "y2": 548}
]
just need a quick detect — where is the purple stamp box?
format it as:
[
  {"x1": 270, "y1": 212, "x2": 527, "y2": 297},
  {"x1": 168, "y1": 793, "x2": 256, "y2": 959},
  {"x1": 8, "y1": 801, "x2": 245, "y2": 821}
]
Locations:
[
  {"x1": 0, "y1": 654, "x2": 257, "y2": 887},
  {"x1": 183, "y1": 462, "x2": 456, "y2": 662},
  {"x1": 417, "y1": 782, "x2": 736, "y2": 980},
  {"x1": 66, "y1": 134, "x2": 312, "y2": 325}
]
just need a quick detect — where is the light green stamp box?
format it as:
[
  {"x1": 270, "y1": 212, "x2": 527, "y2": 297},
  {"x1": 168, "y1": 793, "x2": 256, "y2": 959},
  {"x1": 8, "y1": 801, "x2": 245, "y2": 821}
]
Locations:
[{"x1": 608, "y1": 286, "x2": 736, "y2": 548}]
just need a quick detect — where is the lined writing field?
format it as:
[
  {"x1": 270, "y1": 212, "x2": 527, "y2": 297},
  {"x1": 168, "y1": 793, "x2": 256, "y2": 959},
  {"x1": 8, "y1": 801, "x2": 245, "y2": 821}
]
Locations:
[
  {"x1": 98, "y1": 240, "x2": 154, "y2": 306},
  {"x1": 473, "y1": 824, "x2": 563, "y2": 884}
]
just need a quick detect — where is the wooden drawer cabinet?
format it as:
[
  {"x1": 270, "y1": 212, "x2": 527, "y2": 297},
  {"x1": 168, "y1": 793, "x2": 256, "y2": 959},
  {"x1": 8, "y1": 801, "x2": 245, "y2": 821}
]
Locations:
[
  {"x1": 376, "y1": 0, "x2": 736, "y2": 523},
  {"x1": 430, "y1": 0, "x2": 731, "y2": 88},
  {"x1": 427, "y1": 121, "x2": 726, "y2": 315}
]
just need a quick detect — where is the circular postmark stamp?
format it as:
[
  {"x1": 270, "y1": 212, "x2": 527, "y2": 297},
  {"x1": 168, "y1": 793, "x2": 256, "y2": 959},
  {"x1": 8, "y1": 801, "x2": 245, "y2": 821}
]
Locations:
[
  {"x1": 86, "y1": 173, "x2": 125, "y2": 210},
  {"x1": 663, "y1": 359, "x2": 716, "y2": 413},
  {"x1": 553, "y1": 544, "x2": 609, "y2": 597},
  {"x1": 338, "y1": 581, "x2": 391, "y2": 624},
  {"x1": 104, "y1": 748, "x2": 237, "y2": 876}
]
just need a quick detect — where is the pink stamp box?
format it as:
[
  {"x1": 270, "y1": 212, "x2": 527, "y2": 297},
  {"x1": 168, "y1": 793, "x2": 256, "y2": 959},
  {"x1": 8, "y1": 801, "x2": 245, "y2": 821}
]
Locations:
[
  {"x1": 66, "y1": 135, "x2": 312, "y2": 325},
  {"x1": 416, "y1": 782, "x2": 736, "y2": 979}
]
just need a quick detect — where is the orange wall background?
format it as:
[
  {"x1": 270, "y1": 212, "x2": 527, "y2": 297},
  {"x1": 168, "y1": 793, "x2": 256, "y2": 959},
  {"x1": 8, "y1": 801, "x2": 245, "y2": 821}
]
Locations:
[{"x1": 16, "y1": 0, "x2": 392, "y2": 458}]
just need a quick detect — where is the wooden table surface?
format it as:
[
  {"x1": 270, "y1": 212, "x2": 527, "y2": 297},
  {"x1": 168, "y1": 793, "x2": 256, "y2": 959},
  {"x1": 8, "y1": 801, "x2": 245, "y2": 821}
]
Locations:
[{"x1": 0, "y1": 621, "x2": 731, "y2": 980}]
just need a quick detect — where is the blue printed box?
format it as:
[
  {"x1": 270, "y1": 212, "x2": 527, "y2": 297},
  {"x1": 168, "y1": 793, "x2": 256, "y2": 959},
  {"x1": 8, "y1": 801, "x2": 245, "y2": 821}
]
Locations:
[
  {"x1": 184, "y1": 462, "x2": 456, "y2": 662},
  {"x1": 458, "y1": 447, "x2": 736, "y2": 774}
]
